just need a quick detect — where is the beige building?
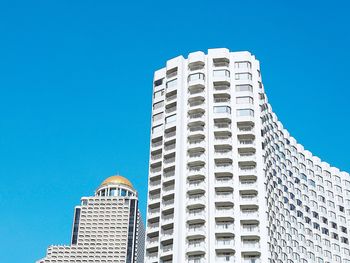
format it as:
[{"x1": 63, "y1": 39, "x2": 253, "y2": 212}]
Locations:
[{"x1": 37, "y1": 175, "x2": 144, "y2": 263}]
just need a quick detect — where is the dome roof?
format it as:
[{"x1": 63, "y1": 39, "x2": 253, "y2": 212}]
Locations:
[{"x1": 100, "y1": 175, "x2": 134, "y2": 189}]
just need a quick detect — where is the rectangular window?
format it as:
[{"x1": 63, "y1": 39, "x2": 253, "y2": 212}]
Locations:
[
  {"x1": 188, "y1": 73, "x2": 205, "y2": 82},
  {"x1": 165, "y1": 114, "x2": 176, "y2": 124},
  {"x1": 235, "y1": 72, "x2": 252, "y2": 80},
  {"x1": 214, "y1": 106, "x2": 231, "y2": 114},
  {"x1": 154, "y1": 78, "x2": 163, "y2": 87},
  {"x1": 152, "y1": 124, "x2": 163, "y2": 134},
  {"x1": 213, "y1": 69, "x2": 230, "y2": 77},
  {"x1": 234, "y1": 61, "x2": 252, "y2": 68},
  {"x1": 237, "y1": 109, "x2": 254, "y2": 117},
  {"x1": 154, "y1": 89, "x2": 164, "y2": 99},
  {"x1": 236, "y1": 96, "x2": 254, "y2": 104},
  {"x1": 153, "y1": 101, "x2": 164, "y2": 110},
  {"x1": 166, "y1": 79, "x2": 177, "y2": 89},
  {"x1": 235, "y1": 84, "x2": 253, "y2": 92},
  {"x1": 152, "y1": 112, "x2": 163, "y2": 122}
]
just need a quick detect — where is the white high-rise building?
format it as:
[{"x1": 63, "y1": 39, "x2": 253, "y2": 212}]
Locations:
[
  {"x1": 38, "y1": 175, "x2": 145, "y2": 263},
  {"x1": 145, "y1": 48, "x2": 350, "y2": 263}
]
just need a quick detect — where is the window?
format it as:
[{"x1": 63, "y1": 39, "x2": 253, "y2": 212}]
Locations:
[
  {"x1": 237, "y1": 109, "x2": 254, "y2": 117},
  {"x1": 235, "y1": 84, "x2": 253, "y2": 92},
  {"x1": 236, "y1": 96, "x2": 253, "y2": 104},
  {"x1": 234, "y1": 61, "x2": 252, "y2": 68},
  {"x1": 152, "y1": 124, "x2": 163, "y2": 134},
  {"x1": 153, "y1": 89, "x2": 164, "y2": 99},
  {"x1": 165, "y1": 114, "x2": 176, "y2": 124},
  {"x1": 188, "y1": 73, "x2": 205, "y2": 82},
  {"x1": 214, "y1": 106, "x2": 231, "y2": 114},
  {"x1": 153, "y1": 101, "x2": 164, "y2": 110},
  {"x1": 152, "y1": 112, "x2": 163, "y2": 122},
  {"x1": 154, "y1": 78, "x2": 163, "y2": 87},
  {"x1": 213, "y1": 69, "x2": 230, "y2": 77},
  {"x1": 166, "y1": 79, "x2": 177, "y2": 89},
  {"x1": 235, "y1": 72, "x2": 252, "y2": 80}
]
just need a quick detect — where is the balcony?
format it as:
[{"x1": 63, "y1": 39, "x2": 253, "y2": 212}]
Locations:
[
  {"x1": 239, "y1": 180, "x2": 258, "y2": 191},
  {"x1": 237, "y1": 126, "x2": 255, "y2": 135},
  {"x1": 187, "y1": 226, "x2": 206, "y2": 238},
  {"x1": 240, "y1": 194, "x2": 258, "y2": 205},
  {"x1": 163, "y1": 170, "x2": 175, "y2": 182},
  {"x1": 163, "y1": 184, "x2": 175, "y2": 196},
  {"x1": 239, "y1": 167, "x2": 257, "y2": 176},
  {"x1": 163, "y1": 156, "x2": 175, "y2": 168},
  {"x1": 214, "y1": 149, "x2": 232, "y2": 160},
  {"x1": 241, "y1": 225, "x2": 260, "y2": 237},
  {"x1": 216, "y1": 239, "x2": 235, "y2": 252},
  {"x1": 160, "y1": 244, "x2": 173, "y2": 259},
  {"x1": 188, "y1": 152, "x2": 206, "y2": 165},
  {"x1": 147, "y1": 222, "x2": 159, "y2": 233},
  {"x1": 162, "y1": 213, "x2": 174, "y2": 225},
  {"x1": 187, "y1": 195, "x2": 206, "y2": 208},
  {"x1": 146, "y1": 252, "x2": 158, "y2": 262},
  {"x1": 187, "y1": 180, "x2": 206, "y2": 193},
  {"x1": 149, "y1": 180, "x2": 161, "y2": 191},
  {"x1": 240, "y1": 210, "x2": 259, "y2": 221},
  {"x1": 166, "y1": 92, "x2": 177, "y2": 102},
  {"x1": 215, "y1": 177, "x2": 233, "y2": 189},
  {"x1": 216, "y1": 223, "x2": 234, "y2": 234},
  {"x1": 187, "y1": 210, "x2": 206, "y2": 223},
  {"x1": 164, "y1": 142, "x2": 176, "y2": 152},
  {"x1": 188, "y1": 78, "x2": 205, "y2": 90},
  {"x1": 241, "y1": 241, "x2": 260, "y2": 252},
  {"x1": 164, "y1": 130, "x2": 176, "y2": 139},
  {"x1": 162, "y1": 199, "x2": 174, "y2": 210},
  {"x1": 215, "y1": 193, "x2": 233, "y2": 204},
  {"x1": 214, "y1": 122, "x2": 231, "y2": 132},
  {"x1": 148, "y1": 208, "x2": 160, "y2": 218},
  {"x1": 188, "y1": 113, "x2": 205, "y2": 124},
  {"x1": 160, "y1": 229, "x2": 174, "y2": 242},
  {"x1": 238, "y1": 140, "x2": 255, "y2": 148},
  {"x1": 188, "y1": 125, "x2": 205, "y2": 136},
  {"x1": 186, "y1": 241, "x2": 206, "y2": 255},
  {"x1": 189, "y1": 99, "x2": 205, "y2": 110},
  {"x1": 188, "y1": 138, "x2": 206, "y2": 151},
  {"x1": 151, "y1": 139, "x2": 163, "y2": 149},
  {"x1": 147, "y1": 236, "x2": 159, "y2": 247},
  {"x1": 242, "y1": 258, "x2": 261, "y2": 263},
  {"x1": 187, "y1": 166, "x2": 206, "y2": 179},
  {"x1": 215, "y1": 163, "x2": 233, "y2": 174}
]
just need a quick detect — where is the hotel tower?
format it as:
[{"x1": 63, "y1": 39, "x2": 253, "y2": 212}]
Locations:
[
  {"x1": 145, "y1": 48, "x2": 350, "y2": 263},
  {"x1": 37, "y1": 175, "x2": 145, "y2": 263}
]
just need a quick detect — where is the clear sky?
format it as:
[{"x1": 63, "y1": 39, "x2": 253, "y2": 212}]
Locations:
[{"x1": 0, "y1": 0, "x2": 350, "y2": 262}]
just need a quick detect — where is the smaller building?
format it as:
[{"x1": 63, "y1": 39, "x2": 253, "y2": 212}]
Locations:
[{"x1": 37, "y1": 175, "x2": 144, "y2": 263}]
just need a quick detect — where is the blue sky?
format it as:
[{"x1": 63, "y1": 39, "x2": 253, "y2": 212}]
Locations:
[{"x1": 0, "y1": 0, "x2": 350, "y2": 262}]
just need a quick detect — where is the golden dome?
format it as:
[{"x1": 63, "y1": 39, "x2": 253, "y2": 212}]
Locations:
[{"x1": 100, "y1": 175, "x2": 134, "y2": 189}]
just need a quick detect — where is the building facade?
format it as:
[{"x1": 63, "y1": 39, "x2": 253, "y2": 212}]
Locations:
[
  {"x1": 145, "y1": 48, "x2": 350, "y2": 263},
  {"x1": 38, "y1": 175, "x2": 144, "y2": 263}
]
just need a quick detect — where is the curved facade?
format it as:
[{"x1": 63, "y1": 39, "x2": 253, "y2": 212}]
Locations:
[{"x1": 145, "y1": 48, "x2": 350, "y2": 263}]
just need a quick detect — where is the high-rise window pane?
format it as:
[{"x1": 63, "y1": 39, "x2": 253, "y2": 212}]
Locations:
[
  {"x1": 237, "y1": 109, "x2": 254, "y2": 117},
  {"x1": 152, "y1": 124, "x2": 163, "y2": 133},
  {"x1": 166, "y1": 79, "x2": 177, "y2": 89},
  {"x1": 154, "y1": 90, "x2": 164, "y2": 99},
  {"x1": 213, "y1": 69, "x2": 230, "y2": 77},
  {"x1": 236, "y1": 85, "x2": 253, "y2": 92},
  {"x1": 153, "y1": 101, "x2": 164, "y2": 110},
  {"x1": 214, "y1": 106, "x2": 231, "y2": 114},
  {"x1": 234, "y1": 61, "x2": 252, "y2": 68},
  {"x1": 235, "y1": 73, "x2": 252, "y2": 80},
  {"x1": 166, "y1": 114, "x2": 176, "y2": 124},
  {"x1": 188, "y1": 73, "x2": 205, "y2": 82},
  {"x1": 236, "y1": 96, "x2": 253, "y2": 104},
  {"x1": 152, "y1": 113, "x2": 163, "y2": 122}
]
